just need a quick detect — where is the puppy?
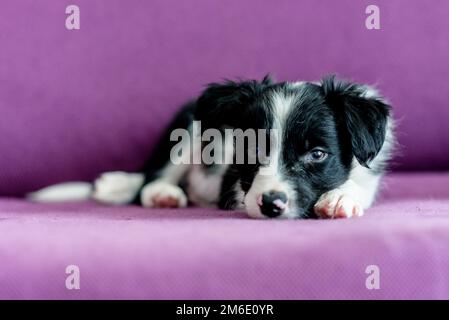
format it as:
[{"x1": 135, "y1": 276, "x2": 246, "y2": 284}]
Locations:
[{"x1": 30, "y1": 75, "x2": 394, "y2": 219}]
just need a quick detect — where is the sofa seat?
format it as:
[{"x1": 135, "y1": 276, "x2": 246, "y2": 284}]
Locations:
[{"x1": 1, "y1": 172, "x2": 449, "y2": 299}]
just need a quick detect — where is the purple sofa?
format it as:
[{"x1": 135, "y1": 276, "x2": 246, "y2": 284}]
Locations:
[{"x1": 1, "y1": 0, "x2": 448, "y2": 299}]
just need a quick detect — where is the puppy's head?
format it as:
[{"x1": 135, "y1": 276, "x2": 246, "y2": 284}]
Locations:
[{"x1": 195, "y1": 75, "x2": 390, "y2": 219}]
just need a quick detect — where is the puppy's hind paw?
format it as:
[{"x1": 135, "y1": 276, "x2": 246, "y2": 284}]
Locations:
[
  {"x1": 314, "y1": 191, "x2": 363, "y2": 219},
  {"x1": 140, "y1": 181, "x2": 188, "y2": 208},
  {"x1": 93, "y1": 171, "x2": 144, "y2": 205}
]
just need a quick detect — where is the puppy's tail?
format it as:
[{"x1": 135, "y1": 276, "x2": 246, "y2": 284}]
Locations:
[
  {"x1": 27, "y1": 172, "x2": 145, "y2": 205},
  {"x1": 27, "y1": 182, "x2": 93, "y2": 203}
]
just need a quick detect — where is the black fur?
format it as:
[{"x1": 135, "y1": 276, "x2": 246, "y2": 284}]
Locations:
[
  {"x1": 195, "y1": 75, "x2": 274, "y2": 130},
  {"x1": 321, "y1": 75, "x2": 390, "y2": 169}
]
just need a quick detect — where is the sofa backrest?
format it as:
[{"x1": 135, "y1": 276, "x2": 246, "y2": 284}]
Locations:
[{"x1": 1, "y1": 0, "x2": 448, "y2": 196}]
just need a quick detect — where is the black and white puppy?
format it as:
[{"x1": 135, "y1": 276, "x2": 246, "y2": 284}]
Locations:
[{"x1": 31, "y1": 76, "x2": 394, "y2": 219}]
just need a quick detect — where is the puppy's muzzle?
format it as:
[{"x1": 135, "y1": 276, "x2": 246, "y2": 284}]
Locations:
[{"x1": 257, "y1": 190, "x2": 288, "y2": 218}]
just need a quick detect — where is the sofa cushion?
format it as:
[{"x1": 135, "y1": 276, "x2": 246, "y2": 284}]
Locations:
[
  {"x1": 1, "y1": 172, "x2": 449, "y2": 299},
  {"x1": 1, "y1": 0, "x2": 449, "y2": 196}
]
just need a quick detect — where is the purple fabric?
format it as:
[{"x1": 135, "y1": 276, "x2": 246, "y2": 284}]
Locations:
[
  {"x1": 1, "y1": 1, "x2": 449, "y2": 196},
  {"x1": 1, "y1": 172, "x2": 449, "y2": 299}
]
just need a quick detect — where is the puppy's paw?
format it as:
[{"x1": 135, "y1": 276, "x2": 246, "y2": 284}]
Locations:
[
  {"x1": 93, "y1": 171, "x2": 144, "y2": 205},
  {"x1": 140, "y1": 181, "x2": 188, "y2": 208},
  {"x1": 314, "y1": 190, "x2": 363, "y2": 219}
]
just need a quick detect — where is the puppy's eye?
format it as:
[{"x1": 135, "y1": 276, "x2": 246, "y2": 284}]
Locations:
[{"x1": 305, "y1": 149, "x2": 328, "y2": 162}]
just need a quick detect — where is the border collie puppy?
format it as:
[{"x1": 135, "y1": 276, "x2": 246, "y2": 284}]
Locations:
[{"x1": 30, "y1": 76, "x2": 394, "y2": 219}]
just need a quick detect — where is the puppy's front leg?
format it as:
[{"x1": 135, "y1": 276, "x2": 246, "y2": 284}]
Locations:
[
  {"x1": 136, "y1": 102, "x2": 197, "y2": 208},
  {"x1": 139, "y1": 159, "x2": 191, "y2": 208},
  {"x1": 314, "y1": 168, "x2": 381, "y2": 219},
  {"x1": 140, "y1": 179, "x2": 188, "y2": 208}
]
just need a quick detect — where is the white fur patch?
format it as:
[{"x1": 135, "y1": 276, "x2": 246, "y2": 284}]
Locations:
[
  {"x1": 184, "y1": 126, "x2": 233, "y2": 207},
  {"x1": 186, "y1": 165, "x2": 222, "y2": 207},
  {"x1": 288, "y1": 81, "x2": 305, "y2": 89},
  {"x1": 271, "y1": 91, "x2": 296, "y2": 127},
  {"x1": 93, "y1": 171, "x2": 144, "y2": 205},
  {"x1": 361, "y1": 85, "x2": 381, "y2": 99}
]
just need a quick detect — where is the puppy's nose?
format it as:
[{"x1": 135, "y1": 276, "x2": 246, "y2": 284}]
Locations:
[{"x1": 258, "y1": 191, "x2": 288, "y2": 218}]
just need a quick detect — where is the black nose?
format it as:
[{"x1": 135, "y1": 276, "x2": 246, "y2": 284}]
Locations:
[{"x1": 258, "y1": 191, "x2": 288, "y2": 218}]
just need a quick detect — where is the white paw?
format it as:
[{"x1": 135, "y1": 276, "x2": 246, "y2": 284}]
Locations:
[
  {"x1": 93, "y1": 171, "x2": 144, "y2": 205},
  {"x1": 314, "y1": 190, "x2": 363, "y2": 219},
  {"x1": 140, "y1": 181, "x2": 188, "y2": 208}
]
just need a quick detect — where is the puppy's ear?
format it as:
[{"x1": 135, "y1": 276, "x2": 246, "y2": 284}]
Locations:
[
  {"x1": 195, "y1": 75, "x2": 273, "y2": 129},
  {"x1": 321, "y1": 76, "x2": 391, "y2": 168}
]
